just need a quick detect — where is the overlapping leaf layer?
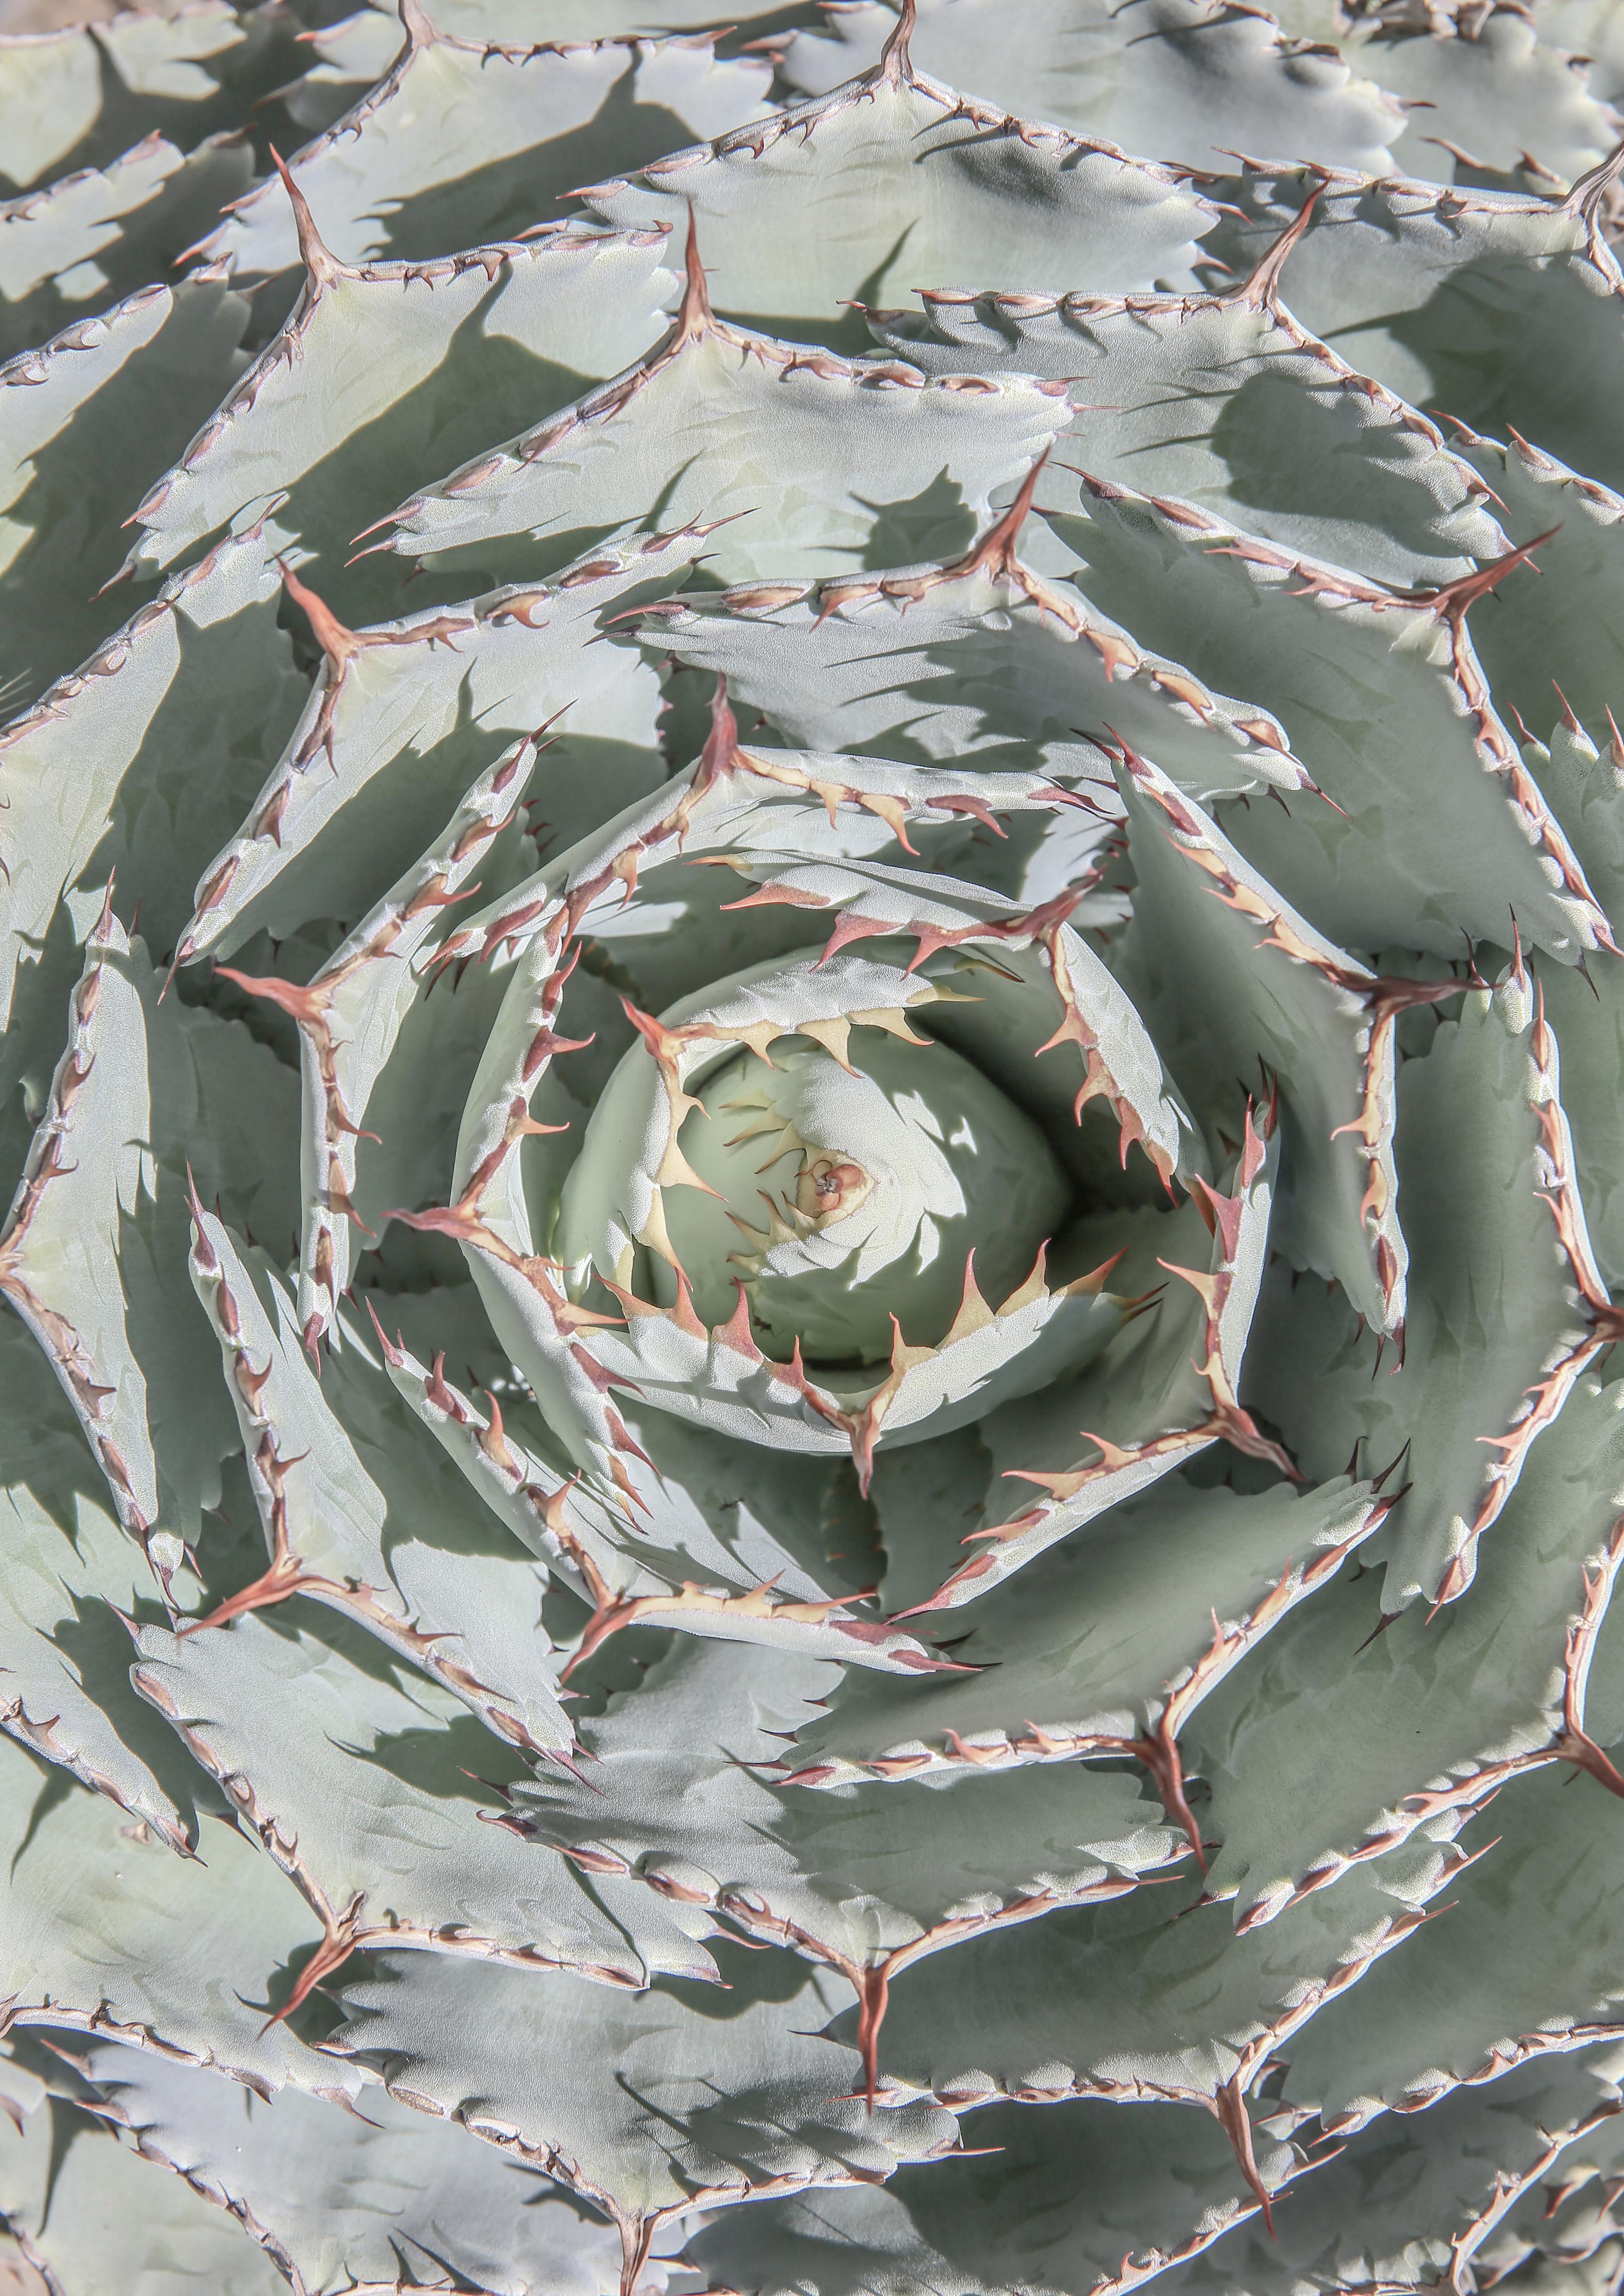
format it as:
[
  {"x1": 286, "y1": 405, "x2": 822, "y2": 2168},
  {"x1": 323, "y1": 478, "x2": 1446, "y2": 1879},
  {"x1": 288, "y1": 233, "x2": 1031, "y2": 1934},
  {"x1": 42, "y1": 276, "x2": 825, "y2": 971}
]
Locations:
[{"x1": 4, "y1": 0, "x2": 1624, "y2": 2289}]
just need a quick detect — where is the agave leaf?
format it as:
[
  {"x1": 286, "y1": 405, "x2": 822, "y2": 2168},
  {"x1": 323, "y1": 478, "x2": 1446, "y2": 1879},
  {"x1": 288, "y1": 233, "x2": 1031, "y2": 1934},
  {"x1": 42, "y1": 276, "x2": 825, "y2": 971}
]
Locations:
[
  {"x1": 1111, "y1": 745, "x2": 1408, "y2": 1332},
  {"x1": 124, "y1": 208, "x2": 681, "y2": 621},
  {"x1": 0, "y1": 1312, "x2": 213, "y2": 1853},
  {"x1": 329, "y1": 1941, "x2": 960, "y2": 2262},
  {"x1": 775, "y1": 0, "x2": 1401, "y2": 173},
  {"x1": 174, "y1": 528, "x2": 705, "y2": 969},
  {"x1": 0, "y1": 1, "x2": 303, "y2": 195},
  {"x1": 184, "y1": 1207, "x2": 580, "y2": 1761},
  {"x1": 583, "y1": 38, "x2": 1217, "y2": 346},
  {"x1": 908, "y1": 1128, "x2": 1280, "y2": 1614},
  {"x1": 1187, "y1": 1370, "x2": 1624, "y2": 1929},
  {"x1": 0, "y1": 913, "x2": 299, "y2": 1575},
  {"x1": 0, "y1": 1731, "x2": 366, "y2": 2095},
  {"x1": 199, "y1": 24, "x2": 774, "y2": 281},
  {"x1": 1281, "y1": 1768, "x2": 1624, "y2": 2133},
  {"x1": 859, "y1": 1827, "x2": 1458, "y2": 2120},
  {"x1": 780, "y1": 1474, "x2": 1379, "y2": 1805},
  {"x1": 0, "y1": 517, "x2": 305, "y2": 1029},
  {"x1": 130, "y1": 1611, "x2": 713, "y2": 1987},
  {"x1": 425, "y1": 738, "x2": 1197, "y2": 1510},
  {"x1": 80, "y1": 2040, "x2": 640, "y2": 2296},
  {"x1": 687, "y1": 2099, "x2": 1333, "y2": 2295},
  {"x1": 1477, "y1": 2110, "x2": 1624, "y2": 2282},
  {"x1": 510, "y1": 1637, "x2": 1180, "y2": 2004},
  {"x1": 1536, "y1": 0, "x2": 1624, "y2": 105},
  {"x1": 1238, "y1": 966, "x2": 1609, "y2": 1612},
  {"x1": 0, "y1": 130, "x2": 252, "y2": 361},
  {"x1": 869, "y1": 279, "x2": 1505, "y2": 590},
  {"x1": 1348, "y1": 13, "x2": 1621, "y2": 183},
  {"x1": 0, "y1": 277, "x2": 252, "y2": 711},
  {"x1": 0, "y1": 2063, "x2": 286, "y2": 2296},
  {"x1": 371, "y1": 259, "x2": 1071, "y2": 592},
  {"x1": 1536, "y1": 955, "x2": 1624, "y2": 1289},
  {"x1": 1048, "y1": 482, "x2": 1611, "y2": 963},
  {"x1": 1444, "y1": 422, "x2": 1624, "y2": 764},
  {"x1": 649, "y1": 519, "x2": 1308, "y2": 814},
  {"x1": 1161, "y1": 2048, "x2": 1624, "y2": 2296},
  {"x1": 1198, "y1": 160, "x2": 1624, "y2": 497},
  {"x1": 280, "y1": 6, "x2": 409, "y2": 134}
]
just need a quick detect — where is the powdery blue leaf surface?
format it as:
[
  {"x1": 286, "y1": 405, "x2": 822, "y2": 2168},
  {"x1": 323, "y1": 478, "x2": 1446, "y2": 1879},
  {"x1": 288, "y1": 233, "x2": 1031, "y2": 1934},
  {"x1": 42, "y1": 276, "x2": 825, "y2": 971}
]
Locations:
[
  {"x1": 870, "y1": 273, "x2": 1506, "y2": 589},
  {"x1": 124, "y1": 205, "x2": 680, "y2": 626},
  {"x1": 174, "y1": 526, "x2": 710, "y2": 969},
  {"x1": 781, "y1": 1474, "x2": 1379, "y2": 1809},
  {"x1": 198, "y1": 22, "x2": 775, "y2": 280},
  {"x1": 0, "y1": 1730, "x2": 366, "y2": 2097},
  {"x1": 1236, "y1": 966, "x2": 1609, "y2": 1612},
  {"x1": 330, "y1": 1941, "x2": 961, "y2": 2274},
  {"x1": 82, "y1": 2039, "x2": 648, "y2": 2296},
  {"x1": 1188, "y1": 1370, "x2": 1624, "y2": 1930},
  {"x1": 0, "y1": 129, "x2": 251, "y2": 360},
  {"x1": 0, "y1": 277, "x2": 252, "y2": 711},
  {"x1": 1048, "y1": 481, "x2": 1612, "y2": 963},
  {"x1": 583, "y1": 32, "x2": 1219, "y2": 343},
  {"x1": 371, "y1": 256, "x2": 1073, "y2": 592},
  {"x1": 0, "y1": 911, "x2": 299, "y2": 1575},
  {"x1": 1198, "y1": 160, "x2": 1624, "y2": 496},
  {"x1": 181, "y1": 1208, "x2": 580, "y2": 1760},
  {"x1": 776, "y1": 0, "x2": 1402, "y2": 173},
  {"x1": 131, "y1": 1611, "x2": 713, "y2": 1987}
]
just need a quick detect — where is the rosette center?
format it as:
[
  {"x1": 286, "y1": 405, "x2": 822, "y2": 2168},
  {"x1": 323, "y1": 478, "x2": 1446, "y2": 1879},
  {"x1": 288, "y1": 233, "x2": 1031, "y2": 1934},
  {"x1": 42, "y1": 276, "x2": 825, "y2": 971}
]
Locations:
[{"x1": 654, "y1": 1031, "x2": 1071, "y2": 1367}]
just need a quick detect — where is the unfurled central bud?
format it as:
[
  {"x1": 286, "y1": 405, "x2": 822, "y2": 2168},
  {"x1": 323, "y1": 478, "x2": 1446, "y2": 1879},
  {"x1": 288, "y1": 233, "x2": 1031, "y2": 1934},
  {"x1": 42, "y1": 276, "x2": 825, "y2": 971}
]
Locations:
[{"x1": 656, "y1": 1029, "x2": 1071, "y2": 1366}]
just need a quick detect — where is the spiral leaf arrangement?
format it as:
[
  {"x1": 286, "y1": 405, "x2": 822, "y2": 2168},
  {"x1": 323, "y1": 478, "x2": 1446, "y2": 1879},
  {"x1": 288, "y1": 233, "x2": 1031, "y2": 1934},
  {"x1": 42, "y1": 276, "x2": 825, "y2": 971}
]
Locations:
[{"x1": 4, "y1": 0, "x2": 1624, "y2": 2289}]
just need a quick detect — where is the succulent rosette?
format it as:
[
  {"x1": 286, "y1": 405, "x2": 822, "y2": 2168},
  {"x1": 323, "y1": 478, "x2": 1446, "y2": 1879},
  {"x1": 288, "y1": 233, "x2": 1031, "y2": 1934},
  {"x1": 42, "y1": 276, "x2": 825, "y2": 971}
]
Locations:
[{"x1": 8, "y1": 0, "x2": 1624, "y2": 2291}]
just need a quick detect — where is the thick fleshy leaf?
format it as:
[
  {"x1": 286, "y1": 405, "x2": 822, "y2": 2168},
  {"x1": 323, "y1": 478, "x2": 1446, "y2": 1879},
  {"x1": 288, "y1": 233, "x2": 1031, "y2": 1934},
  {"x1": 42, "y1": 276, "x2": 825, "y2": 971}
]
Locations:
[
  {"x1": 906, "y1": 1124, "x2": 1282, "y2": 1614},
  {"x1": 0, "y1": 911, "x2": 299, "y2": 1573},
  {"x1": 1236, "y1": 967, "x2": 1611, "y2": 1612},
  {"x1": 1445, "y1": 421, "x2": 1624, "y2": 766},
  {"x1": 689, "y1": 2095, "x2": 1319, "y2": 2296},
  {"x1": 1538, "y1": 954, "x2": 1624, "y2": 1289},
  {"x1": 423, "y1": 729, "x2": 1199, "y2": 1524},
  {"x1": 330, "y1": 1942, "x2": 960, "y2": 2261},
  {"x1": 369, "y1": 250, "x2": 1073, "y2": 591},
  {"x1": 862, "y1": 1825, "x2": 1461, "y2": 2123},
  {"x1": 1345, "y1": 13, "x2": 1622, "y2": 185},
  {"x1": 82, "y1": 2040, "x2": 646, "y2": 2296},
  {"x1": 0, "y1": 130, "x2": 251, "y2": 360},
  {"x1": 1188, "y1": 1369, "x2": 1624, "y2": 1929},
  {"x1": 173, "y1": 527, "x2": 707, "y2": 969},
  {"x1": 584, "y1": 33, "x2": 1218, "y2": 344},
  {"x1": 0, "y1": 1, "x2": 303, "y2": 196},
  {"x1": 780, "y1": 1474, "x2": 1379, "y2": 1808},
  {"x1": 1281, "y1": 1770, "x2": 1624, "y2": 2135},
  {"x1": 0, "y1": 1731, "x2": 364, "y2": 2096},
  {"x1": 1111, "y1": 744, "x2": 1409, "y2": 1332},
  {"x1": 182, "y1": 1208, "x2": 578, "y2": 1759},
  {"x1": 776, "y1": 0, "x2": 1401, "y2": 173},
  {"x1": 0, "y1": 2066, "x2": 286, "y2": 2296},
  {"x1": 0, "y1": 515, "x2": 305, "y2": 1041},
  {"x1": 871, "y1": 277, "x2": 1506, "y2": 589},
  {"x1": 1048, "y1": 481, "x2": 1613, "y2": 962},
  {"x1": 0, "y1": 277, "x2": 251, "y2": 711},
  {"x1": 131, "y1": 1611, "x2": 711, "y2": 1986},
  {"x1": 198, "y1": 24, "x2": 774, "y2": 280},
  {"x1": 124, "y1": 208, "x2": 679, "y2": 625},
  {"x1": 0, "y1": 1312, "x2": 214, "y2": 1852},
  {"x1": 1156, "y1": 2047, "x2": 1624, "y2": 2296},
  {"x1": 509, "y1": 1636, "x2": 1181, "y2": 2006},
  {"x1": 648, "y1": 513, "x2": 1309, "y2": 818},
  {"x1": 1197, "y1": 159, "x2": 1624, "y2": 496}
]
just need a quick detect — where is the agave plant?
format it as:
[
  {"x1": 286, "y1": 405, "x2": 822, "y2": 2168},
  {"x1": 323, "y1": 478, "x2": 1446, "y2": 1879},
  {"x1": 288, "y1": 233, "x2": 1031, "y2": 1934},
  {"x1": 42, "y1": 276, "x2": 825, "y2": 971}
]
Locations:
[{"x1": 4, "y1": 0, "x2": 1624, "y2": 2287}]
